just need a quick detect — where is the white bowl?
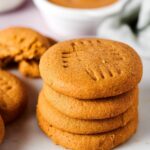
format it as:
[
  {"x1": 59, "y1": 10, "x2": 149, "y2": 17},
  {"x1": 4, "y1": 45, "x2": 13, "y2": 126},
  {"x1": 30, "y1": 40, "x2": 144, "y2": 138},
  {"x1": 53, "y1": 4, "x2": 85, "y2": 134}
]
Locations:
[
  {"x1": 33, "y1": 0, "x2": 128, "y2": 37},
  {"x1": 0, "y1": 0, "x2": 25, "y2": 13}
]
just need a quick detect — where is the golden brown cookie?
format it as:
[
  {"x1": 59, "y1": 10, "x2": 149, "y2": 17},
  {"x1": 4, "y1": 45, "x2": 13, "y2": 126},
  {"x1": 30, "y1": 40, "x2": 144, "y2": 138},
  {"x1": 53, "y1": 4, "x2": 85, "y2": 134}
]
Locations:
[
  {"x1": 37, "y1": 110, "x2": 138, "y2": 150},
  {"x1": 40, "y1": 38, "x2": 142, "y2": 99},
  {"x1": 43, "y1": 85, "x2": 138, "y2": 119},
  {"x1": 0, "y1": 115, "x2": 5, "y2": 144},
  {"x1": 37, "y1": 91, "x2": 137, "y2": 134},
  {"x1": 18, "y1": 60, "x2": 40, "y2": 78},
  {"x1": 0, "y1": 27, "x2": 56, "y2": 78},
  {"x1": 48, "y1": 0, "x2": 118, "y2": 9},
  {"x1": 0, "y1": 27, "x2": 50, "y2": 63},
  {"x1": 0, "y1": 70, "x2": 27, "y2": 123}
]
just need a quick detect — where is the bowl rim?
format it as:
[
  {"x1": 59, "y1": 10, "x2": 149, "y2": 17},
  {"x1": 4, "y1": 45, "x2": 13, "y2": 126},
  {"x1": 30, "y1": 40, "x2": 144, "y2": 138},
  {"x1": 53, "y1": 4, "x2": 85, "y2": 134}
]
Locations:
[
  {"x1": 0, "y1": 0, "x2": 25, "y2": 12},
  {"x1": 33, "y1": 0, "x2": 129, "y2": 19}
]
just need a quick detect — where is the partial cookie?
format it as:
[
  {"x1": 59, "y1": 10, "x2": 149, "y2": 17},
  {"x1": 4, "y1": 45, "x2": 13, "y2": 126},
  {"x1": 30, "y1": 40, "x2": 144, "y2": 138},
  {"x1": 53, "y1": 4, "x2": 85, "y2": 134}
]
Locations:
[
  {"x1": 37, "y1": 91, "x2": 137, "y2": 134},
  {"x1": 0, "y1": 115, "x2": 5, "y2": 144},
  {"x1": 0, "y1": 27, "x2": 50, "y2": 63},
  {"x1": 0, "y1": 70, "x2": 27, "y2": 123},
  {"x1": 37, "y1": 110, "x2": 138, "y2": 150},
  {"x1": 0, "y1": 27, "x2": 56, "y2": 78},
  {"x1": 18, "y1": 60, "x2": 40, "y2": 78},
  {"x1": 40, "y1": 38, "x2": 142, "y2": 99},
  {"x1": 43, "y1": 85, "x2": 138, "y2": 119}
]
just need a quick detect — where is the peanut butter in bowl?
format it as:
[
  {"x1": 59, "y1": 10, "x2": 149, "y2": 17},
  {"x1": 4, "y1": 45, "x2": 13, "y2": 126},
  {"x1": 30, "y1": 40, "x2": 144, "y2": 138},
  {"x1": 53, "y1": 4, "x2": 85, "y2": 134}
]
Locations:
[
  {"x1": 34, "y1": 0, "x2": 123, "y2": 37},
  {"x1": 48, "y1": 0, "x2": 118, "y2": 9}
]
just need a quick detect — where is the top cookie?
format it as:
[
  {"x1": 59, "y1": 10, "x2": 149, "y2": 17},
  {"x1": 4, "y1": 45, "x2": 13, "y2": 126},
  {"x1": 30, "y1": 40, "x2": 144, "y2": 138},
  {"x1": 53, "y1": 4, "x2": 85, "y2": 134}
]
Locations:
[
  {"x1": 0, "y1": 27, "x2": 50, "y2": 65},
  {"x1": 40, "y1": 38, "x2": 142, "y2": 99}
]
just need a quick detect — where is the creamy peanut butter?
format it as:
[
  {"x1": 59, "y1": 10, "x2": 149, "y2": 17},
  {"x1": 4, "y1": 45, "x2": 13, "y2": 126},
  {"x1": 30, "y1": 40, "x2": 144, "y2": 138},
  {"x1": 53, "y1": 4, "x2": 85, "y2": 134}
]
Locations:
[{"x1": 48, "y1": 0, "x2": 118, "y2": 9}]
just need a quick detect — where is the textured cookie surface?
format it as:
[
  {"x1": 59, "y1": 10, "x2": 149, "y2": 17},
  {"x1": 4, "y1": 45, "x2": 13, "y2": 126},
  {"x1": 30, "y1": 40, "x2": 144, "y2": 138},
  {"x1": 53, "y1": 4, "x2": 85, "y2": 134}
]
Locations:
[
  {"x1": 0, "y1": 27, "x2": 56, "y2": 77},
  {"x1": 37, "y1": 110, "x2": 138, "y2": 150},
  {"x1": 43, "y1": 85, "x2": 138, "y2": 119},
  {"x1": 48, "y1": 0, "x2": 117, "y2": 9},
  {"x1": 19, "y1": 60, "x2": 40, "y2": 78},
  {"x1": 37, "y1": 91, "x2": 137, "y2": 134},
  {"x1": 0, "y1": 27, "x2": 50, "y2": 62},
  {"x1": 40, "y1": 38, "x2": 142, "y2": 99},
  {"x1": 0, "y1": 70, "x2": 27, "y2": 123},
  {"x1": 0, "y1": 115, "x2": 5, "y2": 144}
]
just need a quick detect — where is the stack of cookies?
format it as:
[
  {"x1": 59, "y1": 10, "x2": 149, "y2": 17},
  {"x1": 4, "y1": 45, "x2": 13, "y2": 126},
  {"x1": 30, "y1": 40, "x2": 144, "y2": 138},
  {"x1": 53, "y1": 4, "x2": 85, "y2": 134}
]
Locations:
[{"x1": 37, "y1": 38, "x2": 143, "y2": 150}]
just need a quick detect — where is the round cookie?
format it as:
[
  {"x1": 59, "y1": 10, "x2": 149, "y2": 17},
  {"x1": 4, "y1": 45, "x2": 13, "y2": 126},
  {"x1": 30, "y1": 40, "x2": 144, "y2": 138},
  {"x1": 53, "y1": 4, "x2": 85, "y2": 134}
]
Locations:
[
  {"x1": 0, "y1": 27, "x2": 50, "y2": 62},
  {"x1": 0, "y1": 115, "x2": 5, "y2": 144},
  {"x1": 43, "y1": 85, "x2": 138, "y2": 119},
  {"x1": 0, "y1": 70, "x2": 27, "y2": 123},
  {"x1": 0, "y1": 27, "x2": 56, "y2": 78},
  {"x1": 37, "y1": 110, "x2": 138, "y2": 150},
  {"x1": 40, "y1": 38, "x2": 142, "y2": 99},
  {"x1": 19, "y1": 60, "x2": 40, "y2": 78},
  {"x1": 37, "y1": 91, "x2": 137, "y2": 134}
]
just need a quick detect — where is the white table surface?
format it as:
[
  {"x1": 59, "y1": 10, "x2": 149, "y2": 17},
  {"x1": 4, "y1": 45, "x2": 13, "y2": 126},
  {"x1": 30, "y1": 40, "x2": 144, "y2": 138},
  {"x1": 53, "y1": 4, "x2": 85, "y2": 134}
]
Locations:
[{"x1": 0, "y1": 0, "x2": 150, "y2": 150}]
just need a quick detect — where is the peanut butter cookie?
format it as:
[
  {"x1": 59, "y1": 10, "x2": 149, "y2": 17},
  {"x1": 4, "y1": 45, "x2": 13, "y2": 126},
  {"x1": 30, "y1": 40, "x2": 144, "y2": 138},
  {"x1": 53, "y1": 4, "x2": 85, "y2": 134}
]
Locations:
[
  {"x1": 0, "y1": 27, "x2": 56, "y2": 77},
  {"x1": 43, "y1": 85, "x2": 138, "y2": 119},
  {"x1": 40, "y1": 38, "x2": 142, "y2": 99},
  {"x1": 37, "y1": 91, "x2": 137, "y2": 134},
  {"x1": 18, "y1": 60, "x2": 40, "y2": 78},
  {"x1": 0, "y1": 70, "x2": 27, "y2": 123}
]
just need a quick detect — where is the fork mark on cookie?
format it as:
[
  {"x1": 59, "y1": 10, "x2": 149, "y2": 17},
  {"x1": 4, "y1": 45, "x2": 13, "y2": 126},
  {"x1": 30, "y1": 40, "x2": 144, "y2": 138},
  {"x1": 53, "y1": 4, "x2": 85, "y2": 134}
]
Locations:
[
  {"x1": 105, "y1": 65, "x2": 114, "y2": 77},
  {"x1": 69, "y1": 40, "x2": 124, "y2": 80},
  {"x1": 99, "y1": 68, "x2": 105, "y2": 79},
  {"x1": 114, "y1": 66, "x2": 122, "y2": 75},
  {"x1": 0, "y1": 77, "x2": 14, "y2": 109},
  {"x1": 96, "y1": 40, "x2": 102, "y2": 44},
  {"x1": 85, "y1": 68, "x2": 98, "y2": 81},
  {"x1": 110, "y1": 49, "x2": 124, "y2": 61},
  {"x1": 85, "y1": 67, "x2": 105, "y2": 81},
  {"x1": 71, "y1": 42, "x2": 106, "y2": 80},
  {"x1": 0, "y1": 76, "x2": 13, "y2": 91},
  {"x1": 61, "y1": 51, "x2": 72, "y2": 68},
  {"x1": 27, "y1": 38, "x2": 38, "y2": 49}
]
